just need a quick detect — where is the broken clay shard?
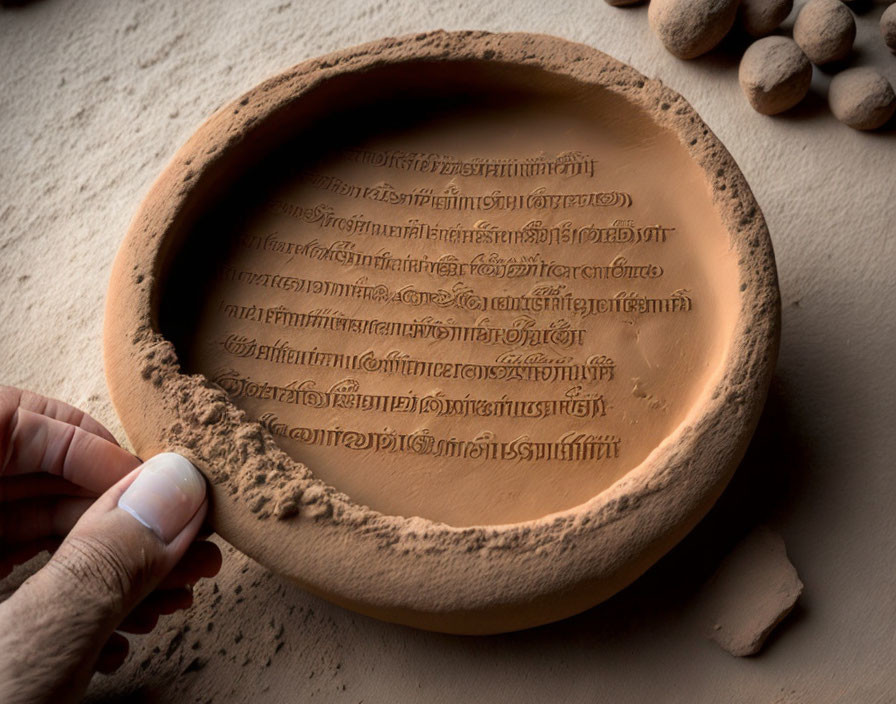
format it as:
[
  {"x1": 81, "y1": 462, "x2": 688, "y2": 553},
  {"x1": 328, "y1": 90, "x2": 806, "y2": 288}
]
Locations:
[
  {"x1": 703, "y1": 527, "x2": 803, "y2": 657},
  {"x1": 648, "y1": 0, "x2": 740, "y2": 60}
]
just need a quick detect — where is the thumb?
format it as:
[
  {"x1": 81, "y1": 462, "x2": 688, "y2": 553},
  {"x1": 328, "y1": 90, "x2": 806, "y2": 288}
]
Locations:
[
  {"x1": 52, "y1": 451, "x2": 208, "y2": 612},
  {"x1": 0, "y1": 453, "x2": 207, "y2": 703}
]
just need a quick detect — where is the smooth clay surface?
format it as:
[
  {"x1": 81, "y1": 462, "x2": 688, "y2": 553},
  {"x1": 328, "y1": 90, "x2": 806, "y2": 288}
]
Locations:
[
  {"x1": 4, "y1": 2, "x2": 895, "y2": 701},
  {"x1": 170, "y1": 70, "x2": 739, "y2": 527},
  {"x1": 102, "y1": 32, "x2": 778, "y2": 634}
]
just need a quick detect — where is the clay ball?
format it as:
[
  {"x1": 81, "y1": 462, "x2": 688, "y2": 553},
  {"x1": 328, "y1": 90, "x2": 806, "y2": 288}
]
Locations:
[
  {"x1": 882, "y1": 4, "x2": 896, "y2": 53},
  {"x1": 739, "y1": 0, "x2": 794, "y2": 37},
  {"x1": 648, "y1": 0, "x2": 740, "y2": 59},
  {"x1": 793, "y1": 0, "x2": 856, "y2": 65},
  {"x1": 828, "y1": 67, "x2": 896, "y2": 130},
  {"x1": 739, "y1": 37, "x2": 812, "y2": 114}
]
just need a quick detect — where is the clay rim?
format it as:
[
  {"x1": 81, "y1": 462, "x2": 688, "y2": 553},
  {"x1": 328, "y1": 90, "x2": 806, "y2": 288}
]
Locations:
[{"x1": 103, "y1": 31, "x2": 780, "y2": 633}]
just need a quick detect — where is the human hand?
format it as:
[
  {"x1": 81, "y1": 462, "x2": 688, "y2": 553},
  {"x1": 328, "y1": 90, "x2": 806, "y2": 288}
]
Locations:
[{"x1": 0, "y1": 387, "x2": 222, "y2": 704}]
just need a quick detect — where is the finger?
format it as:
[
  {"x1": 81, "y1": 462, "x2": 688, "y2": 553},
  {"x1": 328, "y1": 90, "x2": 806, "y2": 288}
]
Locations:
[
  {"x1": 3, "y1": 408, "x2": 140, "y2": 492},
  {"x1": 118, "y1": 588, "x2": 194, "y2": 634},
  {"x1": 0, "y1": 537, "x2": 61, "y2": 579},
  {"x1": 0, "y1": 496, "x2": 94, "y2": 544},
  {"x1": 10, "y1": 387, "x2": 119, "y2": 445},
  {"x1": 157, "y1": 540, "x2": 222, "y2": 590},
  {"x1": 43, "y1": 451, "x2": 207, "y2": 610},
  {"x1": 0, "y1": 474, "x2": 97, "y2": 502},
  {"x1": 0, "y1": 454, "x2": 207, "y2": 700},
  {"x1": 95, "y1": 632, "x2": 130, "y2": 674}
]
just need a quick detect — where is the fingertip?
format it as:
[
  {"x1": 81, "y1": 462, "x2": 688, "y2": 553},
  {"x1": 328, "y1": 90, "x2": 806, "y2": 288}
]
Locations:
[{"x1": 116, "y1": 453, "x2": 207, "y2": 545}]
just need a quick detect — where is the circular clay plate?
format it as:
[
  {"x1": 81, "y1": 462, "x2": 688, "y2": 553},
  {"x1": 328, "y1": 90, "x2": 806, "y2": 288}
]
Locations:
[{"x1": 104, "y1": 31, "x2": 780, "y2": 634}]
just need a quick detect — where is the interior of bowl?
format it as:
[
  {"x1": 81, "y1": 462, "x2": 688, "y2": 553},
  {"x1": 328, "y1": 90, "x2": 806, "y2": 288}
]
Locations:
[{"x1": 154, "y1": 58, "x2": 741, "y2": 527}]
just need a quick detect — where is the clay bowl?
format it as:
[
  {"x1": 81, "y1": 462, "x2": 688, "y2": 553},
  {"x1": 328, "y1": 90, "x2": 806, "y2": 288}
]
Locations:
[{"x1": 104, "y1": 31, "x2": 780, "y2": 634}]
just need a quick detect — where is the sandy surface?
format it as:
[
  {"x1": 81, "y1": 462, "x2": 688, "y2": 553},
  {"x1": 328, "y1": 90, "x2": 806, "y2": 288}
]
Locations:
[{"x1": 1, "y1": 1, "x2": 894, "y2": 702}]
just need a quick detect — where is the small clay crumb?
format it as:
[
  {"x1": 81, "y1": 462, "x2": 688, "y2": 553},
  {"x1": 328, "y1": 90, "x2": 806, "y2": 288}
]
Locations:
[
  {"x1": 274, "y1": 498, "x2": 300, "y2": 519},
  {"x1": 702, "y1": 527, "x2": 803, "y2": 657},
  {"x1": 793, "y1": 0, "x2": 855, "y2": 66},
  {"x1": 739, "y1": 37, "x2": 812, "y2": 115},
  {"x1": 604, "y1": 0, "x2": 644, "y2": 6},
  {"x1": 881, "y1": 4, "x2": 896, "y2": 53},
  {"x1": 828, "y1": 67, "x2": 896, "y2": 131},
  {"x1": 738, "y1": 0, "x2": 793, "y2": 38},
  {"x1": 648, "y1": 0, "x2": 741, "y2": 59}
]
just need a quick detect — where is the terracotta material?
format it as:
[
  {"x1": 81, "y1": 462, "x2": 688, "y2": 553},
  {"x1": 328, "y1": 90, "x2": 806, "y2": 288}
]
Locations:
[
  {"x1": 793, "y1": 0, "x2": 856, "y2": 65},
  {"x1": 739, "y1": 37, "x2": 812, "y2": 115},
  {"x1": 703, "y1": 527, "x2": 803, "y2": 657},
  {"x1": 103, "y1": 31, "x2": 780, "y2": 634},
  {"x1": 648, "y1": 0, "x2": 741, "y2": 59},
  {"x1": 828, "y1": 66, "x2": 896, "y2": 130},
  {"x1": 738, "y1": 0, "x2": 794, "y2": 38},
  {"x1": 882, "y1": 4, "x2": 896, "y2": 52}
]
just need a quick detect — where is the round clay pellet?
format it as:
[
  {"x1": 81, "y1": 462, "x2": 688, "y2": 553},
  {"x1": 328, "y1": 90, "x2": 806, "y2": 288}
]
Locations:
[
  {"x1": 648, "y1": 0, "x2": 741, "y2": 59},
  {"x1": 739, "y1": 37, "x2": 812, "y2": 115},
  {"x1": 739, "y1": 0, "x2": 794, "y2": 38},
  {"x1": 793, "y1": 0, "x2": 856, "y2": 65},
  {"x1": 828, "y1": 67, "x2": 896, "y2": 130},
  {"x1": 882, "y1": 4, "x2": 896, "y2": 53}
]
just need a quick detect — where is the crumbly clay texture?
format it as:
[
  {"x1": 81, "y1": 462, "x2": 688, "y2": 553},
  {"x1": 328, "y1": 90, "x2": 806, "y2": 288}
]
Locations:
[
  {"x1": 793, "y1": 0, "x2": 856, "y2": 66},
  {"x1": 882, "y1": 4, "x2": 896, "y2": 53},
  {"x1": 828, "y1": 66, "x2": 896, "y2": 130},
  {"x1": 738, "y1": 0, "x2": 794, "y2": 38},
  {"x1": 648, "y1": 0, "x2": 741, "y2": 59},
  {"x1": 103, "y1": 31, "x2": 780, "y2": 634},
  {"x1": 739, "y1": 37, "x2": 812, "y2": 115}
]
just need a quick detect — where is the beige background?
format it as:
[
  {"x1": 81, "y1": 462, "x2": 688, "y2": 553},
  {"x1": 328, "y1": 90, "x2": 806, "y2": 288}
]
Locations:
[{"x1": 1, "y1": 1, "x2": 894, "y2": 702}]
